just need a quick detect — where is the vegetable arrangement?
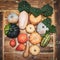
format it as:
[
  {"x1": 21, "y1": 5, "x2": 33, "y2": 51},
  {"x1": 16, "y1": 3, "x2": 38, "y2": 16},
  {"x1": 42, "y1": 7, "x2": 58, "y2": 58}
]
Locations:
[{"x1": 4, "y1": 0, "x2": 56, "y2": 57}]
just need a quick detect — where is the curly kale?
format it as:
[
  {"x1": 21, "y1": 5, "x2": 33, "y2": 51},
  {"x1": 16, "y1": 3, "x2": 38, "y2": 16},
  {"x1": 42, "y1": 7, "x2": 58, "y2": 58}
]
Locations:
[
  {"x1": 46, "y1": 25, "x2": 56, "y2": 34},
  {"x1": 41, "y1": 4, "x2": 53, "y2": 17},
  {"x1": 49, "y1": 25, "x2": 56, "y2": 33},
  {"x1": 18, "y1": 0, "x2": 31, "y2": 13},
  {"x1": 42, "y1": 18, "x2": 52, "y2": 28},
  {"x1": 42, "y1": 18, "x2": 56, "y2": 34},
  {"x1": 30, "y1": 7, "x2": 42, "y2": 17}
]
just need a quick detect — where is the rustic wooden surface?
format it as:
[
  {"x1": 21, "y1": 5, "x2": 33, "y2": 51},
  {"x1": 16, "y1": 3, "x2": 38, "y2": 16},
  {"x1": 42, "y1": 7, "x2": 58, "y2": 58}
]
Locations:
[
  {"x1": 0, "y1": 0, "x2": 56, "y2": 10},
  {"x1": 54, "y1": 0, "x2": 60, "y2": 60},
  {"x1": 3, "y1": 9, "x2": 55, "y2": 60},
  {"x1": 0, "y1": 0, "x2": 60, "y2": 60},
  {"x1": 0, "y1": 12, "x2": 3, "y2": 60}
]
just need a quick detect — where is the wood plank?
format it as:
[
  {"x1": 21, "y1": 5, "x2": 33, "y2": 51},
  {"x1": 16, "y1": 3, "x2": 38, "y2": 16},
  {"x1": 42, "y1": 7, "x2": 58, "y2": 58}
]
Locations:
[{"x1": 54, "y1": 0, "x2": 60, "y2": 60}]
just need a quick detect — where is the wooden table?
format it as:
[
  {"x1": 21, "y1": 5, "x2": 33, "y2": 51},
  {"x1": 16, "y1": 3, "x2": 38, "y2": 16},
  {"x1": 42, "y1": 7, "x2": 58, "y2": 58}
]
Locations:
[{"x1": 0, "y1": 0, "x2": 60, "y2": 60}]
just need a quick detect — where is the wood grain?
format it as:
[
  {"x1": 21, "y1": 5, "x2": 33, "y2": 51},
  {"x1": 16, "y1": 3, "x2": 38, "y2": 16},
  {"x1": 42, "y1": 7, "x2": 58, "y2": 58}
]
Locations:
[
  {"x1": 0, "y1": 0, "x2": 57, "y2": 60},
  {"x1": 54, "y1": 0, "x2": 60, "y2": 60}
]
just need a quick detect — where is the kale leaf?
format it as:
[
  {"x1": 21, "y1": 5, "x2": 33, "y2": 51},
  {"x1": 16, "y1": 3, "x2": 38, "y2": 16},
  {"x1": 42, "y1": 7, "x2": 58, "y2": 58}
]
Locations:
[
  {"x1": 42, "y1": 18, "x2": 51, "y2": 28},
  {"x1": 41, "y1": 4, "x2": 53, "y2": 17},
  {"x1": 18, "y1": 0, "x2": 31, "y2": 13},
  {"x1": 30, "y1": 7, "x2": 42, "y2": 17}
]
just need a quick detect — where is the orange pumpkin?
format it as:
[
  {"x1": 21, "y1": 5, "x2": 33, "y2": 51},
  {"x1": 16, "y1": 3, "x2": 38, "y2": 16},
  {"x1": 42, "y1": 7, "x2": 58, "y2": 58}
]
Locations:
[{"x1": 30, "y1": 32, "x2": 42, "y2": 44}]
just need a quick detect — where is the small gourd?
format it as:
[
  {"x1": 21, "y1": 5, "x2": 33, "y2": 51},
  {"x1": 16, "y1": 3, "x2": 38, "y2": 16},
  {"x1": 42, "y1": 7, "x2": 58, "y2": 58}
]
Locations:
[{"x1": 30, "y1": 14, "x2": 42, "y2": 25}]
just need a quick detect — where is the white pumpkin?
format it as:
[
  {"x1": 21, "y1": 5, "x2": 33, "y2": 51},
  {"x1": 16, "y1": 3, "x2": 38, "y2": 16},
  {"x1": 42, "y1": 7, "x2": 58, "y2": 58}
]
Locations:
[
  {"x1": 19, "y1": 11, "x2": 28, "y2": 29},
  {"x1": 37, "y1": 22, "x2": 49, "y2": 35},
  {"x1": 8, "y1": 13, "x2": 18, "y2": 23}
]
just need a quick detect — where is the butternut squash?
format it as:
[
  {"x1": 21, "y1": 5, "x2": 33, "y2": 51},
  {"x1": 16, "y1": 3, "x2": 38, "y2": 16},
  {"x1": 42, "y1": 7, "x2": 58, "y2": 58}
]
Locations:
[{"x1": 19, "y1": 11, "x2": 28, "y2": 29}]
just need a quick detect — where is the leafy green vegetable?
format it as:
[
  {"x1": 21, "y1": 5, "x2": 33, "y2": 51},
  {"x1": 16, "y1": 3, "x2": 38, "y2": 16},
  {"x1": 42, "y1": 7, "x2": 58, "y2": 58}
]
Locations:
[
  {"x1": 42, "y1": 18, "x2": 56, "y2": 34},
  {"x1": 41, "y1": 4, "x2": 53, "y2": 17},
  {"x1": 18, "y1": 0, "x2": 31, "y2": 13},
  {"x1": 42, "y1": 18, "x2": 51, "y2": 28},
  {"x1": 49, "y1": 25, "x2": 56, "y2": 33},
  {"x1": 30, "y1": 7, "x2": 42, "y2": 17},
  {"x1": 46, "y1": 25, "x2": 56, "y2": 34}
]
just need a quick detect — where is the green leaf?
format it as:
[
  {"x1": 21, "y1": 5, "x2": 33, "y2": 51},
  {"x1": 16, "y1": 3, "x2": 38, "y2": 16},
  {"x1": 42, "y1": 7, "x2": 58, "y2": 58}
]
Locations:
[
  {"x1": 42, "y1": 18, "x2": 51, "y2": 28},
  {"x1": 49, "y1": 25, "x2": 56, "y2": 33},
  {"x1": 18, "y1": 1, "x2": 31, "y2": 13},
  {"x1": 30, "y1": 7, "x2": 42, "y2": 17},
  {"x1": 41, "y1": 4, "x2": 53, "y2": 17}
]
